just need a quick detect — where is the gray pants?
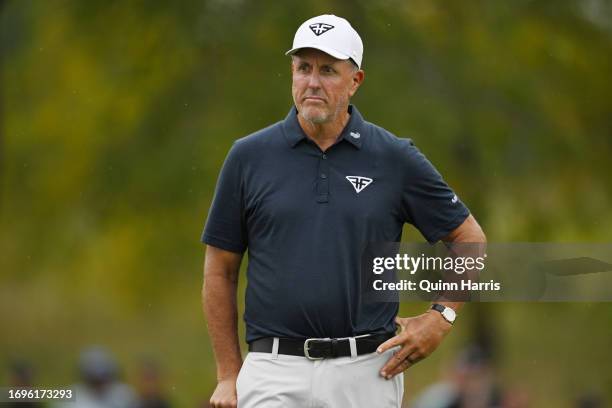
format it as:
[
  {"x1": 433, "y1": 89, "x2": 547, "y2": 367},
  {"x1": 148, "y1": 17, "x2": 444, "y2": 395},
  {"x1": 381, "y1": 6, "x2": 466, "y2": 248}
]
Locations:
[{"x1": 237, "y1": 342, "x2": 404, "y2": 407}]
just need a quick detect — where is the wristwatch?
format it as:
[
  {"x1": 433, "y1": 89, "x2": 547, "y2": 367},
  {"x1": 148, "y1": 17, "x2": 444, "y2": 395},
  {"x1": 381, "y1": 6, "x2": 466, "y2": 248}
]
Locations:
[{"x1": 430, "y1": 304, "x2": 457, "y2": 325}]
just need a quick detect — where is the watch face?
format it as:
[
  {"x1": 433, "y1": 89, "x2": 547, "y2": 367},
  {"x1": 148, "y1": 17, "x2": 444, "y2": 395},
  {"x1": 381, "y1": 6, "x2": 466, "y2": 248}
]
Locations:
[{"x1": 441, "y1": 307, "x2": 456, "y2": 322}]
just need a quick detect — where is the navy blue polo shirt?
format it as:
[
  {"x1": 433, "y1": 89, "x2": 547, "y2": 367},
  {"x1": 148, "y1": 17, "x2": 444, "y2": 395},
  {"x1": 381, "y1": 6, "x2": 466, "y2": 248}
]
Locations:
[{"x1": 202, "y1": 105, "x2": 469, "y2": 343}]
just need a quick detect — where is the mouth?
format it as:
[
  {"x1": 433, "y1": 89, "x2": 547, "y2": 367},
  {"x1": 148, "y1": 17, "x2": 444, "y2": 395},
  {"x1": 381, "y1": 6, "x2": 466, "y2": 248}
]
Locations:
[{"x1": 303, "y1": 96, "x2": 326, "y2": 103}]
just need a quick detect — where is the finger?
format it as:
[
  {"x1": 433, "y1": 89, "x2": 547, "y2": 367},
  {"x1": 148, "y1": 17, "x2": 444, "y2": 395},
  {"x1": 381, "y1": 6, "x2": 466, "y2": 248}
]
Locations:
[
  {"x1": 379, "y1": 345, "x2": 415, "y2": 378},
  {"x1": 210, "y1": 398, "x2": 237, "y2": 408},
  {"x1": 387, "y1": 356, "x2": 413, "y2": 378},
  {"x1": 380, "y1": 346, "x2": 411, "y2": 374},
  {"x1": 377, "y1": 332, "x2": 409, "y2": 354},
  {"x1": 387, "y1": 353, "x2": 422, "y2": 378}
]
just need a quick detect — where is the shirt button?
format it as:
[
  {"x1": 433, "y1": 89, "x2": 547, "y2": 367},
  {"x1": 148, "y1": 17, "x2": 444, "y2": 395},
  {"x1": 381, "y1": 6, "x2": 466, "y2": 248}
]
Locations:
[
  {"x1": 320, "y1": 173, "x2": 327, "y2": 179},
  {"x1": 322, "y1": 154, "x2": 327, "y2": 160}
]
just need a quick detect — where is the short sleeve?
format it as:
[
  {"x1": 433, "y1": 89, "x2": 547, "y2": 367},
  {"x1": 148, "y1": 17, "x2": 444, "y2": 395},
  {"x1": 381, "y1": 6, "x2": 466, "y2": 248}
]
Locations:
[
  {"x1": 399, "y1": 139, "x2": 470, "y2": 244},
  {"x1": 201, "y1": 143, "x2": 247, "y2": 253}
]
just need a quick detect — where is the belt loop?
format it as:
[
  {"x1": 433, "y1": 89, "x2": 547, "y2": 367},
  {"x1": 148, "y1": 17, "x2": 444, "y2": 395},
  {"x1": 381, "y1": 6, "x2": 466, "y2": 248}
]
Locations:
[
  {"x1": 331, "y1": 339, "x2": 338, "y2": 358},
  {"x1": 271, "y1": 337, "x2": 279, "y2": 360},
  {"x1": 349, "y1": 337, "x2": 357, "y2": 360}
]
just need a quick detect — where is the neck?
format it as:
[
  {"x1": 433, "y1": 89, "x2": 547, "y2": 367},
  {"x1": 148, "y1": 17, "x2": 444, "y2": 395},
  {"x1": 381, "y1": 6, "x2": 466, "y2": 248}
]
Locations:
[{"x1": 297, "y1": 107, "x2": 350, "y2": 152}]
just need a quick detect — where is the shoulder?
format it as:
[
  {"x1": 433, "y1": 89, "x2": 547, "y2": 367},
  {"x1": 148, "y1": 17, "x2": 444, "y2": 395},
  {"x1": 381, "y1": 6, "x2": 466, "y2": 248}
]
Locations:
[
  {"x1": 220, "y1": 121, "x2": 284, "y2": 166},
  {"x1": 233, "y1": 121, "x2": 284, "y2": 152},
  {"x1": 364, "y1": 121, "x2": 439, "y2": 180},
  {"x1": 365, "y1": 121, "x2": 420, "y2": 159}
]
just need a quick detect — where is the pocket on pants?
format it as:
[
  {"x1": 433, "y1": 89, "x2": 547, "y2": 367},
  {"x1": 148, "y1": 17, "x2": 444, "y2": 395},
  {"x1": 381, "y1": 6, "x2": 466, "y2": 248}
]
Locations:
[
  {"x1": 235, "y1": 353, "x2": 252, "y2": 397},
  {"x1": 393, "y1": 372, "x2": 404, "y2": 407}
]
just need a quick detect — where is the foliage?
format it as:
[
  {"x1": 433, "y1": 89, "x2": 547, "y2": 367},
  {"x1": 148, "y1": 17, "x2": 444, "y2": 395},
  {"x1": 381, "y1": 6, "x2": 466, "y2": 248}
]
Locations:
[{"x1": 1, "y1": 1, "x2": 611, "y2": 406}]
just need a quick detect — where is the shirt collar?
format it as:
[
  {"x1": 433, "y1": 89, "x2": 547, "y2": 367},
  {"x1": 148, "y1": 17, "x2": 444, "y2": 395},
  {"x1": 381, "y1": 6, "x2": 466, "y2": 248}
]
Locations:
[{"x1": 282, "y1": 104, "x2": 365, "y2": 149}]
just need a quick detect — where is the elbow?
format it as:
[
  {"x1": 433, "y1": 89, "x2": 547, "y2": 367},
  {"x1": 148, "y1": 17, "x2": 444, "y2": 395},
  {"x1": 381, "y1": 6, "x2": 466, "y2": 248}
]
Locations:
[
  {"x1": 475, "y1": 226, "x2": 487, "y2": 243},
  {"x1": 467, "y1": 214, "x2": 486, "y2": 243}
]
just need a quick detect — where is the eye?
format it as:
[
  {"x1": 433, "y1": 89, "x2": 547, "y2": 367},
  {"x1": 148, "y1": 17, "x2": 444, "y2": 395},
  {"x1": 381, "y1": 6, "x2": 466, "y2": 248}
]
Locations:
[
  {"x1": 321, "y1": 66, "x2": 335, "y2": 74},
  {"x1": 297, "y1": 63, "x2": 310, "y2": 72}
]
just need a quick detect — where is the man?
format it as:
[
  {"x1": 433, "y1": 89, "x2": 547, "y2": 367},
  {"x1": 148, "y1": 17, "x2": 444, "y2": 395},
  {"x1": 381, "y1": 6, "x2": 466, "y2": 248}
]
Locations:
[
  {"x1": 202, "y1": 14, "x2": 486, "y2": 408},
  {"x1": 53, "y1": 347, "x2": 138, "y2": 408}
]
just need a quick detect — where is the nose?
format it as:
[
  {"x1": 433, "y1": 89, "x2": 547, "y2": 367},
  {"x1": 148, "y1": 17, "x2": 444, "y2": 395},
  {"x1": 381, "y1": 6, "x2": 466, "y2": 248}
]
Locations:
[{"x1": 307, "y1": 70, "x2": 322, "y2": 89}]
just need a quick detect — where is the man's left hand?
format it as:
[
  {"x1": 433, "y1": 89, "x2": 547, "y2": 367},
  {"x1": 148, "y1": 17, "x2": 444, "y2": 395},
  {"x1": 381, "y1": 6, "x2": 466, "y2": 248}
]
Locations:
[{"x1": 377, "y1": 311, "x2": 452, "y2": 379}]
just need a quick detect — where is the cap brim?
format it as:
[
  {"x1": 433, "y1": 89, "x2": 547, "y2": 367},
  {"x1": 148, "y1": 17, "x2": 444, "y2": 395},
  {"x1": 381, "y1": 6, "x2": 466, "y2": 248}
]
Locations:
[{"x1": 285, "y1": 44, "x2": 351, "y2": 62}]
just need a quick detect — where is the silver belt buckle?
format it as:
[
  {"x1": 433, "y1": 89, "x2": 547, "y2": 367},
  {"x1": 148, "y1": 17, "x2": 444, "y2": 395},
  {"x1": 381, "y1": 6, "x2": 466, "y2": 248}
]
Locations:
[{"x1": 304, "y1": 338, "x2": 325, "y2": 360}]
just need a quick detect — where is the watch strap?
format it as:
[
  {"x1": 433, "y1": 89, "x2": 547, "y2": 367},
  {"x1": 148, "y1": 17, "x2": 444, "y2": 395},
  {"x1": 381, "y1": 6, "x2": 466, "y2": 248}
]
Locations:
[
  {"x1": 430, "y1": 303, "x2": 455, "y2": 324},
  {"x1": 431, "y1": 303, "x2": 446, "y2": 314}
]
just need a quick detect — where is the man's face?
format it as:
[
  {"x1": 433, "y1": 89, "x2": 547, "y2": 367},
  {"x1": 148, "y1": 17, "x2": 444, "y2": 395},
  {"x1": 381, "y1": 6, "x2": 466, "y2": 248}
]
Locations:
[{"x1": 291, "y1": 48, "x2": 364, "y2": 124}]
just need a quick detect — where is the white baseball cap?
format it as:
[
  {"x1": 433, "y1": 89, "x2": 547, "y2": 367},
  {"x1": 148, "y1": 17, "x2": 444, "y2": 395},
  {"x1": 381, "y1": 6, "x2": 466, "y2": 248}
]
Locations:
[{"x1": 285, "y1": 14, "x2": 363, "y2": 68}]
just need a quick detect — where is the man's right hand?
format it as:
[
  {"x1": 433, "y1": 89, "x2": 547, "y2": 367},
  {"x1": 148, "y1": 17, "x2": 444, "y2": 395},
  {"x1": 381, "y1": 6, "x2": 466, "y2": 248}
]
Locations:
[{"x1": 210, "y1": 376, "x2": 238, "y2": 408}]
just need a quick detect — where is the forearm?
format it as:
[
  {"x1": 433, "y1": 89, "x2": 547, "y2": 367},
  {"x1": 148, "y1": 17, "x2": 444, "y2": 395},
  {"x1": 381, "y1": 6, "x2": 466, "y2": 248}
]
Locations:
[
  {"x1": 203, "y1": 247, "x2": 243, "y2": 380},
  {"x1": 437, "y1": 214, "x2": 487, "y2": 312},
  {"x1": 204, "y1": 274, "x2": 242, "y2": 379},
  {"x1": 379, "y1": 216, "x2": 487, "y2": 377}
]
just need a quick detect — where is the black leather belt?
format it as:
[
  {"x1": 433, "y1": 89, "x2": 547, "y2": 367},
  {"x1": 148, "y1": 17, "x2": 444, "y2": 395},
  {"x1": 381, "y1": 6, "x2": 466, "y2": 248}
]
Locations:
[{"x1": 248, "y1": 333, "x2": 394, "y2": 360}]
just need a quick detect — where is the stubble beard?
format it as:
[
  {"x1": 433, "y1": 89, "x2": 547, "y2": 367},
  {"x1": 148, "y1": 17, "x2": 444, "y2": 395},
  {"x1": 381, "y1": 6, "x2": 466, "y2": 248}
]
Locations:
[
  {"x1": 299, "y1": 98, "x2": 347, "y2": 125},
  {"x1": 301, "y1": 106, "x2": 330, "y2": 124}
]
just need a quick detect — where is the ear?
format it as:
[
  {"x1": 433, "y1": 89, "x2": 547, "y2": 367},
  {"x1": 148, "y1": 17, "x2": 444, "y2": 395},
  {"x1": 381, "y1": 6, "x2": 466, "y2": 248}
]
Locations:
[{"x1": 349, "y1": 70, "x2": 365, "y2": 97}]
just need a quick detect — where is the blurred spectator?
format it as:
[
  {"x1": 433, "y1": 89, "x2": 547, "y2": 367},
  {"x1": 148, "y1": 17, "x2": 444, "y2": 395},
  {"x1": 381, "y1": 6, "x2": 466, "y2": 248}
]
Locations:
[
  {"x1": 3, "y1": 360, "x2": 42, "y2": 408},
  {"x1": 411, "y1": 345, "x2": 504, "y2": 408},
  {"x1": 134, "y1": 359, "x2": 170, "y2": 408},
  {"x1": 500, "y1": 386, "x2": 530, "y2": 408},
  {"x1": 53, "y1": 346, "x2": 137, "y2": 408},
  {"x1": 574, "y1": 392, "x2": 604, "y2": 408}
]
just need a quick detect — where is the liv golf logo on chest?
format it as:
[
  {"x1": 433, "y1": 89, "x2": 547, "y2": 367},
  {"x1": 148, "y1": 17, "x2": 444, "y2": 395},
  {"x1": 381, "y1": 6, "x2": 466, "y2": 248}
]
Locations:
[{"x1": 346, "y1": 176, "x2": 373, "y2": 193}]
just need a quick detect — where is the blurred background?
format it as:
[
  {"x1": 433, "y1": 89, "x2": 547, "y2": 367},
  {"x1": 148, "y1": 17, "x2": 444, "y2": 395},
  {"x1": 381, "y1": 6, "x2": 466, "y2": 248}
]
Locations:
[{"x1": 1, "y1": 0, "x2": 611, "y2": 407}]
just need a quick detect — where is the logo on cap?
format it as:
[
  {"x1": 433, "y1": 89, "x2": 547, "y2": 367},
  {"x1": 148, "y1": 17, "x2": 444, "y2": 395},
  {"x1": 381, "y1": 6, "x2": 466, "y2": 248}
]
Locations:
[{"x1": 309, "y1": 23, "x2": 334, "y2": 36}]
